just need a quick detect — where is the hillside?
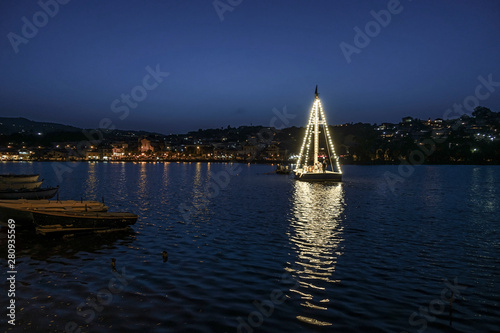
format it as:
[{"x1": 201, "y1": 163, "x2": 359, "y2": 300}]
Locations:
[{"x1": 0, "y1": 117, "x2": 81, "y2": 135}]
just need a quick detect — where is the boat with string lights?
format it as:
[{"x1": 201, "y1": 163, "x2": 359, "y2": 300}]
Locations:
[{"x1": 293, "y1": 86, "x2": 342, "y2": 182}]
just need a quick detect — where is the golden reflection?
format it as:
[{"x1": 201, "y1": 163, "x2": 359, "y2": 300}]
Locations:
[
  {"x1": 296, "y1": 316, "x2": 333, "y2": 326},
  {"x1": 286, "y1": 181, "x2": 345, "y2": 327},
  {"x1": 162, "y1": 162, "x2": 170, "y2": 187},
  {"x1": 137, "y1": 162, "x2": 147, "y2": 198},
  {"x1": 84, "y1": 163, "x2": 98, "y2": 199},
  {"x1": 114, "y1": 162, "x2": 128, "y2": 199},
  {"x1": 183, "y1": 163, "x2": 212, "y2": 224},
  {"x1": 193, "y1": 162, "x2": 202, "y2": 187},
  {"x1": 421, "y1": 167, "x2": 443, "y2": 205}
]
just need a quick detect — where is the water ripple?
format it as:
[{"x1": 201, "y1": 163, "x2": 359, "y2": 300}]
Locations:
[{"x1": 0, "y1": 164, "x2": 499, "y2": 332}]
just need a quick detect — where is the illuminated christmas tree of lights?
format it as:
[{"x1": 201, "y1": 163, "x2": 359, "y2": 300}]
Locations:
[{"x1": 295, "y1": 87, "x2": 342, "y2": 174}]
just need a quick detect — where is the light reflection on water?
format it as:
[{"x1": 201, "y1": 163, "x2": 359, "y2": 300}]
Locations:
[
  {"x1": 191, "y1": 162, "x2": 207, "y2": 212},
  {"x1": 137, "y1": 162, "x2": 147, "y2": 201},
  {"x1": 471, "y1": 166, "x2": 498, "y2": 213},
  {"x1": 0, "y1": 163, "x2": 499, "y2": 332},
  {"x1": 84, "y1": 162, "x2": 98, "y2": 200},
  {"x1": 161, "y1": 162, "x2": 169, "y2": 188},
  {"x1": 286, "y1": 181, "x2": 345, "y2": 327},
  {"x1": 115, "y1": 162, "x2": 128, "y2": 200}
]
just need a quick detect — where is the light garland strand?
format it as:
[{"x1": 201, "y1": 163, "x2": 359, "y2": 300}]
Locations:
[
  {"x1": 318, "y1": 100, "x2": 342, "y2": 174},
  {"x1": 296, "y1": 95, "x2": 342, "y2": 174},
  {"x1": 296, "y1": 98, "x2": 317, "y2": 168}
]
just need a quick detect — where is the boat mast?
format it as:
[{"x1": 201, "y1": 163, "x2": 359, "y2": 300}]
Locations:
[
  {"x1": 313, "y1": 85, "x2": 319, "y2": 166},
  {"x1": 296, "y1": 85, "x2": 342, "y2": 175}
]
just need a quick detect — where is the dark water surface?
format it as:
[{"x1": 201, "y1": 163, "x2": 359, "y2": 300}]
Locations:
[{"x1": 1, "y1": 162, "x2": 499, "y2": 332}]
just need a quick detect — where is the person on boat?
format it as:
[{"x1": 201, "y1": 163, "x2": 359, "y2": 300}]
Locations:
[{"x1": 322, "y1": 160, "x2": 327, "y2": 173}]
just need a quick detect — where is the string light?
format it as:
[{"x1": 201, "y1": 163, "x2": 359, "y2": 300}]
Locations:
[
  {"x1": 295, "y1": 91, "x2": 342, "y2": 175},
  {"x1": 296, "y1": 98, "x2": 317, "y2": 169}
]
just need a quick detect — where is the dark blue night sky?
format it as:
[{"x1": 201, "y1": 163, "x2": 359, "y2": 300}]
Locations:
[{"x1": 1, "y1": 0, "x2": 500, "y2": 134}]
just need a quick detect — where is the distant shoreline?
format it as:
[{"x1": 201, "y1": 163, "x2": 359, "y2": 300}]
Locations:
[{"x1": 2, "y1": 160, "x2": 499, "y2": 166}]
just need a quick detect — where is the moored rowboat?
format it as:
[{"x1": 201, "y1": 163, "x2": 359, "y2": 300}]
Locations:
[
  {"x1": 0, "y1": 187, "x2": 58, "y2": 200},
  {"x1": 0, "y1": 181, "x2": 43, "y2": 191},
  {"x1": 0, "y1": 199, "x2": 108, "y2": 225},
  {"x1": 0, "y1": 174, "x2": 39, "y2": 183},
  {"x1": 32, "y1": 210, "x2": 138, "y2": 235}
]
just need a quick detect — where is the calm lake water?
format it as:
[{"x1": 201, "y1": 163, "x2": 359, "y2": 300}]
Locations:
[{"x1": 1, "y1": 162, "x2": 499, "y2": 333}]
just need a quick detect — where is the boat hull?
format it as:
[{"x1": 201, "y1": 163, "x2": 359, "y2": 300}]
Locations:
[
  {"x1": 0, "y1": 199, "x2": 108, "y2": 225},
  {"x1": 0, "y1": 187, "x2": 58, "y2": 200},
  {"x1": 0, "y1": 181, "x2": 42, "y2": 191},
  {"x1": 0, "y1": 174, "x2": 39, "y2": 183},
  {"x1": 294, "y1": 170, "x2": 342, "y2": 182},
  {"x1": 32, "y1": 211, "x2": 138, "y2": 235}
]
